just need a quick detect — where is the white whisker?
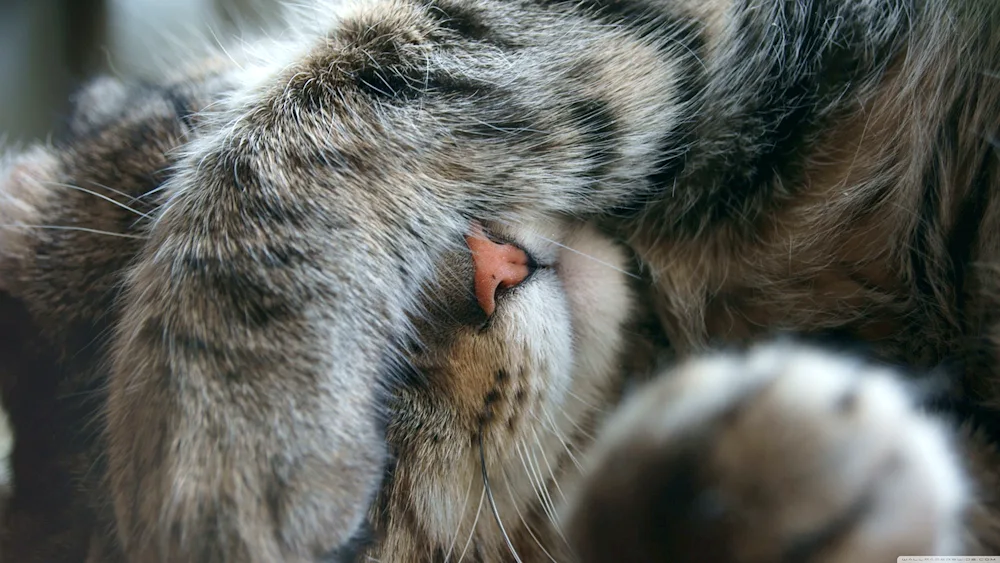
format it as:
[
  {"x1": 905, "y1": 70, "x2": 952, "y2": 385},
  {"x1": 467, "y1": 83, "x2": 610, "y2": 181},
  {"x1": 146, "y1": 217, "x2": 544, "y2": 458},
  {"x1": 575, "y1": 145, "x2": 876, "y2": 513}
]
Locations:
[
  {"x1": 550, "y1": 403, "x2": 598, "y2": 443},
  {"x1": 528, "y1": 427, "x2": 572, "y2": 549},
  {"x1": 128, "y1": 183, "x2": 171, "y2": 204},
  {"x1": 499, "y1": 445, "x2": 560, "y2": 563},
  {"x1": 519, "y1": 439, "x2": 559, "y2": 528},
  {"x1": 83, "y1": 179, "x2": 141, "y2": 202},
  {"x1": 456, "y1": 487, "x2": 487, "y2": 563},
  {"x1": 532, "y1": 234, "x2": 640, "y2": 279},
  {"x1": 41, "y1": 181, "x2": 153, "y2": 220},
  {"x1": 0, "y1": 223, "x2": 147, "y2": 239},
  {"x1": 487, "y1": 217, "x2": 640, "y2": 279},
  {"x1": 537, "y1": 407, "x2": 585, "y2": 473},
  {"x1": 444, "y1": 469, "x2": 476, "y2": 563},
  {"x1": 565, "y1": 388, "x2": 607, "y2": 415},
  {"x1": 529, "y1": 424, "x2": 569, "y2": 506},
  {"x1": 479, "y1": 428, "x2": 524, "y2": 563},
  {"x1": 515, "y1": 440, "x2": 543, "y2": 511}
]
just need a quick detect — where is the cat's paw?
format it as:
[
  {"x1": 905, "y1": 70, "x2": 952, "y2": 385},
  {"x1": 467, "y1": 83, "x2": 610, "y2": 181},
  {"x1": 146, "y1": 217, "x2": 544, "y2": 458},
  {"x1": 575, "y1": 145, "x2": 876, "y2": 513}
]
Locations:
[
  {"x1": 0, "y1": 147, "x2": 59, "y2": 291},
  {"x1": 564, "y1": 342, "x2": 968, "y2": 563}
]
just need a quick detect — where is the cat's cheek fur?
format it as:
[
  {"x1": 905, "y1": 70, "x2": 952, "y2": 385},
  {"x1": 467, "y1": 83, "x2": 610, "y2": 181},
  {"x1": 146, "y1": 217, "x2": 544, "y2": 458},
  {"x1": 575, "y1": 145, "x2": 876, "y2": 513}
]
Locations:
[
  {"x1": 557, "y1": 225, "x2": 635, "y2": 371},
  {"x1": 564, "y1": 343, "x2": 969, "y2": 562}
]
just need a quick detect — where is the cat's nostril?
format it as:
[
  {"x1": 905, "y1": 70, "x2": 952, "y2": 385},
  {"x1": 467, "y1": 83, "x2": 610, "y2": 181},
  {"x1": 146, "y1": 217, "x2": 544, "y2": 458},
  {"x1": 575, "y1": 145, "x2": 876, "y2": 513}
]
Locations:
[{"x1": 466, "y1": 223, "x2": 535, "y2": 317}]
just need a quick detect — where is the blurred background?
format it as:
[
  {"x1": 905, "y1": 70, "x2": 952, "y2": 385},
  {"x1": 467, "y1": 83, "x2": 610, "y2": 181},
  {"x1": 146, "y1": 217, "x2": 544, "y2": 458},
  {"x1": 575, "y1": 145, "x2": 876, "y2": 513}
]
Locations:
[{"x1": 0, "y1": 0, "x2": 283, "y2": 143}]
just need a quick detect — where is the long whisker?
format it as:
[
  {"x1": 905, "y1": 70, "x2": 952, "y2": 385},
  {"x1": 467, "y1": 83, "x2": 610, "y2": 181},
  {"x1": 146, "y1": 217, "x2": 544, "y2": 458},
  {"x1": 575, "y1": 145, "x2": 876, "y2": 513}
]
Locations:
[
  {"x1": 529, "y1": 424, "x2": 569, "y2": 506},
  {"x1": 479, "y1": 425, "x2": 524, "y2": 563},
  {"x1": 499, "y1": 444, "x2": 560, "y2": 563},
  {"x1": 517, "y1": 439, "x2": 558, "y2": 528},
  {"x1": 527, "y1": 233, "x2": 640, "y2": 279},
  {"x1": 553, "y1": 406, "x2": 597, "y2": 443},
  {"x1": 41, "y1": 181, "x2": 153, "y2": 219},
  {"x1": 536, "y1": 408, "x2": 585, "y2": 473},
  {"x1": 526, "y1": 430, "x2": 572, "y2": 549},
  {"x1": 0, "y1": 223, "x2": 147, "y2": 239},
  {"x1": 564, "y1": 388, "x2": 605, "y2": 412},
  {"x1": 456, "y1": 487, "x2": 487, "y2": 563},
  {"x1": 443, "y1": 468, "x2": 476, "y2": 563},
  {"x1": 514, "y1": 439, "x2": 544, "y2": 512},
  {"x1": 487, "y1": 217, "x2": 641, "y2": 279},
  {"x1": 129, "y1": 183, "x2": 171, "y2": 204},
  {"x1": 83, "y1": 179, "x2": 142, "y2": 202}
]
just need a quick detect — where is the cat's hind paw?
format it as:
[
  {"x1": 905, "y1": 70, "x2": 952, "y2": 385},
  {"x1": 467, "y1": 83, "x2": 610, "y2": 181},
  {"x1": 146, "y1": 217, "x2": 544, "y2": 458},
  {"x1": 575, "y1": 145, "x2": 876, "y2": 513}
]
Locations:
[{"x1": 564, "y1": 342, "x2": 968, "y2": 563}]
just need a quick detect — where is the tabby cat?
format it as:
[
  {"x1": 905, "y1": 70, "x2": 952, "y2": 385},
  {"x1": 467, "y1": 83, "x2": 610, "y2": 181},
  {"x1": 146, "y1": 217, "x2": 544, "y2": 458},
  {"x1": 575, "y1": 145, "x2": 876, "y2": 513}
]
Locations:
[{"x1": 2, "y1": 0, "x2": 1000, "y2": 561}]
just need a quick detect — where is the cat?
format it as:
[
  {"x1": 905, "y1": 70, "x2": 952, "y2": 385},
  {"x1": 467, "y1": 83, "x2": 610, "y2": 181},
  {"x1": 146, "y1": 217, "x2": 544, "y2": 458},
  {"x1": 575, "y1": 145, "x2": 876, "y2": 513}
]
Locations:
[{"x1": 2, "y1": 0, "x2": 1000, "y2": 560}]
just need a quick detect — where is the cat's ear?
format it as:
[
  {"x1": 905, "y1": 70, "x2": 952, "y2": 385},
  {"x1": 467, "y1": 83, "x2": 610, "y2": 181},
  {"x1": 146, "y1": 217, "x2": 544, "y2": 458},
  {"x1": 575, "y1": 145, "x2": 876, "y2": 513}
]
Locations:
[{"x1": 0, "y1": 146, "x2": 59, "y2": 292}]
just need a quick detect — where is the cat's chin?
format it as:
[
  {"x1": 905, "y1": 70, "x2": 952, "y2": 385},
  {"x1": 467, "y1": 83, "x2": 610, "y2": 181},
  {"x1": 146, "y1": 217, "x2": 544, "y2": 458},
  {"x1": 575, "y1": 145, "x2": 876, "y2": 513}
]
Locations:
[
  {"x1": 489, "y1": 220, "x2": 636, "y2": 418},
  {"x1": 479, "y1": 220, "x2": 637, "y2": 511}
]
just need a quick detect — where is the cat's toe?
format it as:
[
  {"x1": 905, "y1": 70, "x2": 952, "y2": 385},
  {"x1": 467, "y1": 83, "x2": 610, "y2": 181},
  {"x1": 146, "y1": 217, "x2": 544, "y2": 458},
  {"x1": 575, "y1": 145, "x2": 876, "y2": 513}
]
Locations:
[{"x1": 564, "y1": 342, "x2": 968, "y2": 563}]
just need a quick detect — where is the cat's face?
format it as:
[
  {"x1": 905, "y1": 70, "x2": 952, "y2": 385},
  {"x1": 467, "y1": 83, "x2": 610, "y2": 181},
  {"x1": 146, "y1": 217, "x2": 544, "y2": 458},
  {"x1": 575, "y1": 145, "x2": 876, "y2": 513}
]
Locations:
[{"x1": 372, "y1": 219, "x2": 653, "y2": 560}]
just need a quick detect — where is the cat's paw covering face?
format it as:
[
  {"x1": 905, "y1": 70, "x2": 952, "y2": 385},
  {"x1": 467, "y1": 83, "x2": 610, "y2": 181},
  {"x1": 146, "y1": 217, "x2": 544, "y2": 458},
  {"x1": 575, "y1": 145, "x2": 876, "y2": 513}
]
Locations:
[{"x1": 0, "y1": 148, "x2": 59, "y2": 291}]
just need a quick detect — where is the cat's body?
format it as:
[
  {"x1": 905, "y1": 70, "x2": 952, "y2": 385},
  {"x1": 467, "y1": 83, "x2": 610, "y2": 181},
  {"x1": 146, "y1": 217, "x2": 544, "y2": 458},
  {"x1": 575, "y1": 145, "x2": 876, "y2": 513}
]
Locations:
[{"x1": 2, "y1": 0, "x2": 1000, "y2": 561}]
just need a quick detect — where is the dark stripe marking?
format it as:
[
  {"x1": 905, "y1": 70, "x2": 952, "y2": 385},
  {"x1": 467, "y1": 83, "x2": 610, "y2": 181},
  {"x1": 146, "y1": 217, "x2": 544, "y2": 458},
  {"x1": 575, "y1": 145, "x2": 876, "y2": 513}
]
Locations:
[
  {"x1": 178, "y1": 249, "x2": 311, "y2": 329},
  {"x1": 534, "y1": 0, "x2": 691, "y2": 40},
  {"x1": 568, "y1": 97, "x2": 619, "y2": 189},
  {"x1": 668, "y1": 0, "x2": 911, "y2": 234},
  {"x1": 418, "y1": 0, "x2": 511, "y2": 45}
]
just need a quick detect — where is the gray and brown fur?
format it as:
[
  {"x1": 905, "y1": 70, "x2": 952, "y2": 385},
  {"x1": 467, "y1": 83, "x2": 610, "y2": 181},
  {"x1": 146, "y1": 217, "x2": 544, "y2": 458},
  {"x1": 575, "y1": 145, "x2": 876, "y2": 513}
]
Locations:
[{"x1": 2, "y1": 0, "x2": 1000, "y2": 561}]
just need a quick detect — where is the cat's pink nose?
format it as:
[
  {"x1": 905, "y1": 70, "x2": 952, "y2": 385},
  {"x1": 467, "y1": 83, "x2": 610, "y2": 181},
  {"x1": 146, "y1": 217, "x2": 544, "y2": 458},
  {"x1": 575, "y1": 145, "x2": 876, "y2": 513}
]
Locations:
[{"x1": 466, "y1": 223, "x2": 531, "y2": 317}]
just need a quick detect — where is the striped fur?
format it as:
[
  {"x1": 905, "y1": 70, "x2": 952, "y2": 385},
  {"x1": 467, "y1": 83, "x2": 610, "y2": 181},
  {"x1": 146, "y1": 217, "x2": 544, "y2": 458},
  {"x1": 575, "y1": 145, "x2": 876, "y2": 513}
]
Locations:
[{"x1": 2, "y1": 0, "x2": 1000, "y2": 560}]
